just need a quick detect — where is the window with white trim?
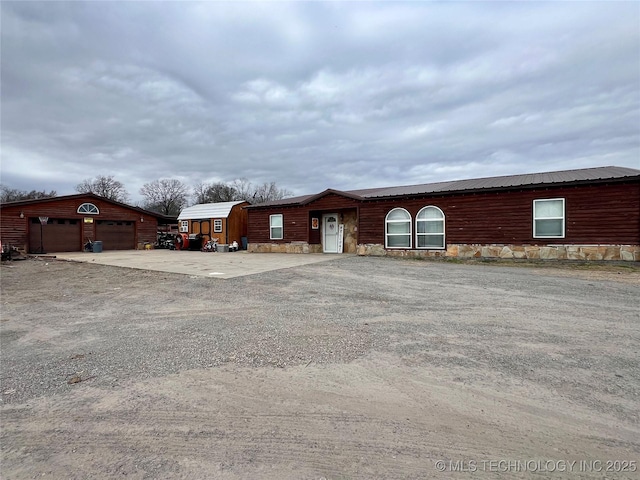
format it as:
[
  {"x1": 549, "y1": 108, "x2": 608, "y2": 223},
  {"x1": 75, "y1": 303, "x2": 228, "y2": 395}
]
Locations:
[
  {"x1": 416, "y1": 206, "x2": 445, "y2": 249},
  {"x1": 213, "y1": 219, "x2": 223, "y2": 233},
  {"x1": 385, "y1": 208, "x2": 411, "y2": 248},
  {"x1": 180, "y1": 221, "x2": 189, "y2": 233},
  {"x1": 270, "y1": 214, "x2": 283, "y2": 240},
  {"x1": 77, "y1": 202, "x2": 99, "y2": 214},
  {"x1": 533, "y1": 198, "x2": 565, "y2": 238}
]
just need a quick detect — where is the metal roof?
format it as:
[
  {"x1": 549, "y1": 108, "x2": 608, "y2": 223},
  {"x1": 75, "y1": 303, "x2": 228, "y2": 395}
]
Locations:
[
  {"x1": 177, "y1": 201, "x2": 246, "y2": 220},
  {"x1": 352, "y1": 166, "x2": 640, "y2": 199},
  {"x1": 249, "y1": 194, "x2": 315, "y2": 208},
  {"x1": 0, "y1": 192, "x2": 176, "y2": 222},
  {"x1": 248, "y1": 166, "x2": 639, "y2": 208}
]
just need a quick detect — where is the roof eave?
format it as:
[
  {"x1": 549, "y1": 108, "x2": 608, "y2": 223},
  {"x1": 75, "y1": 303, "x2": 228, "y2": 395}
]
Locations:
[
  {"x1": 361, "y1": 174, "x2": 640, "y2": 200},
  {"x1": 0, "y1": 192, "x2": 172, "y2": 220}
]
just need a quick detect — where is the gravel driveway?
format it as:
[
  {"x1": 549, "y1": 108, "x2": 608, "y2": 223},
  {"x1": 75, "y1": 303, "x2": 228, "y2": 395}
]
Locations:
[{"x1": 1, "y1": 256, "x2": 639, "y2": 479}]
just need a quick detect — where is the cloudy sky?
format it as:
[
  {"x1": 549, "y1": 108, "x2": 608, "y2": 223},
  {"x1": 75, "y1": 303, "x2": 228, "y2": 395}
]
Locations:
[{"x1": 1, "y1": 1, "x2": 639, "y2": 203}]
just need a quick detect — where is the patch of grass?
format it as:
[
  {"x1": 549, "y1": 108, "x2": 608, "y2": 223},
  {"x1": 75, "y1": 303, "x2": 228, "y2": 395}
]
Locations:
[
  {"x1": 395, "y1": 255, "x2": 640, "y2": 273},
  {"x1": 488, "y1": 260, "x2": 639, "y2": 273},
  {"x1": 444, "y1": 257, "x2": 469, "y2": 263}
]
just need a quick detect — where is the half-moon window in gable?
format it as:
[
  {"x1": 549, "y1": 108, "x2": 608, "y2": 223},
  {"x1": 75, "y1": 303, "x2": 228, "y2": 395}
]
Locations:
[{"x1": 77, "y1": 202, "x2": 99, "y2": 214}]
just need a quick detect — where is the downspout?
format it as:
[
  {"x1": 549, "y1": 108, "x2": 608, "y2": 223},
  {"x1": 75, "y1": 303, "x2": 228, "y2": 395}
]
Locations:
[{"x1": 356, "y1": 205, "x2": 360, "y2": 246}]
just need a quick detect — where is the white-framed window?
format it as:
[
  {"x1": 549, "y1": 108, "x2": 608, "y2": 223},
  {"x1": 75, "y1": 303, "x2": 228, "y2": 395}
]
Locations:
[
  {"x1": 533, "y1": 198, "x2": 565, "y2": 238},
  {"x1": 77, "y1": 202, "x2": 99, "y2": 214},
  {"x1": 385, "y1": 208, "x2": 411, "y2": 248},
  {"x1": 213, "y1": 219, "x2": 223, "y2": 233},
  {"x1": 416, "y1": 206, "x2": 445, "y2": 249},
  {"x1": 270, "y1": 214, "x2": 283, "y2": 240},
  {"x1": 180, "y1": 220, "x2": 189, "y2": 233}
]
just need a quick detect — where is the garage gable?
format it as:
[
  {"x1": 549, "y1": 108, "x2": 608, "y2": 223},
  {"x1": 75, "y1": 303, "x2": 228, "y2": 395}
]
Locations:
[{"x1": 1, "y1": 193, "x2": 167, "y2": 253}]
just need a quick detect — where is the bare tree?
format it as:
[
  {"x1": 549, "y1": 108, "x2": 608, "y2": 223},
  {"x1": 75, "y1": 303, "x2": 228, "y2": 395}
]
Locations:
[
  {"x1": 192, "y1": 182, "x2": 237, "y2": 204},
  {"x1": 0, "y1": 185, "x2": 57, "y2": 203},
  {"x1": 229, "y1": 178, "x2": 292, "y2": 203},
  {"x1": 251, "y1": 181, "x2": 293, "y2": 204},
  {"x1": 191, "y1": 178, "x2": 291, "y2": 205},
  {"x1": 229, "y1": 178, "x2": 254, "y2": 201},
  {"x1": 75, "y1": 175, "x2": 129, "y2": 203},
  {"x1": 192, "y1": 182, "x2": 209, "y2": 205},
  {"x1": 140, "y1": 179, "x2": 189, "y2": 216}
]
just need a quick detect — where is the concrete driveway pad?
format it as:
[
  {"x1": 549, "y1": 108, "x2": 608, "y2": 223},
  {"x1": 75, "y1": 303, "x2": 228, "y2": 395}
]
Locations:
[{"x1": 51, "y1": 249, "x2": 344, "y2": 278}]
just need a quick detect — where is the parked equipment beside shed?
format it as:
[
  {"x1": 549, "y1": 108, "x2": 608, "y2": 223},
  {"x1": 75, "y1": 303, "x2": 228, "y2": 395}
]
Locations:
[
  {"x1": 155, "y1": 231, "x2": 177, "y2": 249},
  {"x1": 187, "y1": 234, "x2": 203, "y2": 251},
  {"x1": 175, "y1": 233, "x2": 189, "y2": 250},
  {"x1": 201, "y1": 238, "x2": 218, "y2": 252}
]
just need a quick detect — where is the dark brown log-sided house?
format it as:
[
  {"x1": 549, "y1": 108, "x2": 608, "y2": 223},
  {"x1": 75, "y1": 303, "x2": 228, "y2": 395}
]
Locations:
[
  {"x1": 246, "y1": 166, "x2": 640, "y2": 261},
  {"x1": 0, "y1": 193, "x2": 173, "y2": 253},
  {"x1": 177, "y1": 201, "x2": 249, "y2": 246}
]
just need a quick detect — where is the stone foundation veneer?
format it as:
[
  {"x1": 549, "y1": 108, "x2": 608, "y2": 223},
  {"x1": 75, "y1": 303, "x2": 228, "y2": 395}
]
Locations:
[
  {"x1": 356, "y1": 244, "x2": 640, "y2": 261},
  {"x1": 248, "y1": 242, "x2": 322, "y2": 254},
  {"x1": 248, "y1": 242, "x2": 639, "y2": 260}
]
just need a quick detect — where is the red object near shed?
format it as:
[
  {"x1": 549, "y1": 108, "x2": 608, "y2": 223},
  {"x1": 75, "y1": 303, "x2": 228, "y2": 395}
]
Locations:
[{"x1": 174, "y1": 233, "x2": 189, "y2": 250}]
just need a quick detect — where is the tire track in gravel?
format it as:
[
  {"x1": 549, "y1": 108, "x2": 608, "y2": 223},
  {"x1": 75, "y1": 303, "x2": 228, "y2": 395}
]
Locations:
[
  {"x1": 3, "y1": 354, "x2": 638, "y2": 479},
  {"x1": 3, "y1": 257, "x2": 639, "y2": 479}
]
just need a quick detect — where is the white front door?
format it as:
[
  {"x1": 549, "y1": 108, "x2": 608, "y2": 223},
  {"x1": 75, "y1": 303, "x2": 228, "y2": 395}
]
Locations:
[{"x1": 322, "y1": 214, "x2": 339, "y2": 253}]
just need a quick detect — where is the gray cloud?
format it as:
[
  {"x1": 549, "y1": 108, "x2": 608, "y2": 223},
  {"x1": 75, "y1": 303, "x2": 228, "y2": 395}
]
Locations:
[{"x1": 2, "y1": 1, "x2": 638, "y2": 202}]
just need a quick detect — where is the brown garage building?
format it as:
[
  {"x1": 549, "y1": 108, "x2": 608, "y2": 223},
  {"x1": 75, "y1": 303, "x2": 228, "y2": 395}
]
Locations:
[{"x1": 0, "y1": 193, "x2": 172, "y2": 253}]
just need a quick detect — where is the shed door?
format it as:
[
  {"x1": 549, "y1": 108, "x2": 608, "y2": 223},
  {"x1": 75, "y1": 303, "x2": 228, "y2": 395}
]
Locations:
[
  {"x1": 322, "y1": 214, "x2": 339, "y2": 253},
  {"x1": 29, "y1": 218, "x2": 81, "y2": 253},
  {"x1": 200, "y1": 221, "x2": 210, "y2": 237},
  {"x1": 193, "y1": 220, "x2": 211, "y2": 242},
  {"x1": 95, "y1": 220, "x2": 135, "y2": 250}
]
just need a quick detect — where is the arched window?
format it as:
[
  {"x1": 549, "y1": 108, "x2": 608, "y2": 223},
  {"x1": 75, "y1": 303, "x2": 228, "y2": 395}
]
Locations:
[
  {"x1": 77, "y1": 203, "x2": 99, "y2": 214},
  {"x1": 385, "y1": 208, "x2": 411, "y2": 248},
  {"x1": 416, "y1": 206, "x2": 445, "y2": 249}
]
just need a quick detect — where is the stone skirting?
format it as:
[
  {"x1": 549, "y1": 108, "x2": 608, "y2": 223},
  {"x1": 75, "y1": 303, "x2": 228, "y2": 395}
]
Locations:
[
  {"x1": 356, "y1": 244, "x2": 640, "y2": 261},
  {"x1": 248, "y1": 242, "x2": 640, "y2": 260},
  {"x1": 248, "y1": 242, "x2": 322, "y2": 254}
]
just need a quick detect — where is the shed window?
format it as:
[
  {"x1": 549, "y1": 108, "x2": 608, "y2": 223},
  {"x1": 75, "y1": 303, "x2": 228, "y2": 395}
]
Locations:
[
  {"x1": 385, "y1": 208, "x2": 411, "y2": 248},
  {"x1": 213, "y1": 219, "x2": 223, "y2": 233},
  {"x1": 533, "y1": 198, "x2": 565, "y2": 238},
  {"x1": 180, "y1": 221, "x2": 188, "y2": 233},
  {"x1": 270, "y1": 214, "x2": 283, "y2": 240},
  {"x1": 77, "y1": 203, "x2": 99, "y2": 214},
  {"x1": 416, "y1": 206, "x2": 445, "y2": 249}
]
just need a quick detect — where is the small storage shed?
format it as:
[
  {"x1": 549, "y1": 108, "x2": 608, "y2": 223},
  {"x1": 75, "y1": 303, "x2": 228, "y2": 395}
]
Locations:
[
  {"x1": 177, "y1": 201, "x2": 249, "y2": 247},
  {"x1": 0, "y1": 193, "x2": 172, "y2": 253}
]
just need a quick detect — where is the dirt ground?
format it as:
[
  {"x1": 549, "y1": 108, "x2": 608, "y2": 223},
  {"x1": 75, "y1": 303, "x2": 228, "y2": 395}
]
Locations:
[{"x1": 1, "y1": 257, "x2": 639, "y2": 479}]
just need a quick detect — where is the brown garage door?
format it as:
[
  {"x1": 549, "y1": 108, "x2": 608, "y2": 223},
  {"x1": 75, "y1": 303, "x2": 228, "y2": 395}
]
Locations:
[
  {"x1": 29, "y1": 218, "x2": 81, "y2": 253},
  {"x1": 95, "y1": 220, "x2": 135, "y2": 250}
]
